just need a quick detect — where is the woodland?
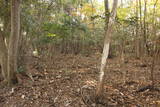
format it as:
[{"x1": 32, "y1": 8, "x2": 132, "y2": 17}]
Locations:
[{"x1": 0, "y1": 0, "x2": 160, "y2": 106}]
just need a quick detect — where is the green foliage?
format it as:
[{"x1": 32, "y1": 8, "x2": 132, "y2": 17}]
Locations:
[
  {"x1": 5, "y1": 0, "x2": 159, "y2": 56},
  {"x1": 17, "y1": 66, "x2": 25, "y2": 73},
  {"x1": 41, "y1": 13, "x2": 88, "y2": 42}
]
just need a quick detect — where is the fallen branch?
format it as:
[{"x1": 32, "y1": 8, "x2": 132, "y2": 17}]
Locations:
[{"x1": 136, "y1": 85, "x2": 160, "y2": 93}]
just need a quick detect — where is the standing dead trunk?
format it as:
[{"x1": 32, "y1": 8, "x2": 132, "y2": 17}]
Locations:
[
  {"x1": 96, "y1": 0, "x2": 118, "y2": 99},
  {"x1": 8, "y1": 0, "x2": 21, "y2": 85}
]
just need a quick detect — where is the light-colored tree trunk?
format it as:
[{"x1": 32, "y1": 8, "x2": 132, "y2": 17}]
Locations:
[
  {"x1": 96, "y1": 0, "x2": 118, "y2": 99},
  {"x1": 8, "y1": 0, "x2": 21, "y2": 85}
]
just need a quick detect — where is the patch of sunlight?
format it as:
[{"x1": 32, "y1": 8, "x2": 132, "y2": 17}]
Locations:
[
  {"x1": 59, "y1": 69, "x2": 72, "y2": 73},
  {"x1": 96, "y1": 0, "x2": 103, "y2": 3},
  {"x1": 47, "y1": 33, "x2": 56, "y2": 37},
  {"x1": 0, "y1": 23, "x2": 3, "y2": 27},
  {"x1": 73, "y1": 68, "x2": 90, "y2": 73},
  {"x1": 33, "y1": 49, "x2": 38, "y2": 56},
  {"x1": 85, "y1": 79, "x2": 97, "y2": 87},
  {"x1": 23, "y1": 31, "x2": 27, "y2": 36}
]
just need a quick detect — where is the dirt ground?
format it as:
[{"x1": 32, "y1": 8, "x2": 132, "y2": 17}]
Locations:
[{"x1": 0, "y1": 54, "x2": 160, "y2": 107}]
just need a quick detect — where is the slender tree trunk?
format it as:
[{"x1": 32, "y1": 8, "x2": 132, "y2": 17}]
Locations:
[
  {"x1": 0, "y1": 31, "x2": 8, "y2": 82},
  {"x1": 3, "y1": 0, "x2": 10, "y2": 46},
  {"x1": 90, "y1": 0, "x2": 95, "y2": 29},
  {"x1": 96, "y1": 0, "x2": 118, "y2": 99},
  {"x1": 119, "y1": 0, "x2": 125, "y2": 63},
  {"x1": 150, "y1": 0, "x2": 158, "y2": 88},
  {"x1": 104, "y1": 0, "x2": 109, "y2": 31},
  {"x1": 143, "y1": 0, "x2": 147, "y2": 55},
  {"x1": 120, "y1": 40, "x2": 125, "y2": 63},
  {"x1": 8, "y1": 0, "x2": 21, "y2": 85},
  {"x1": 0, "y1": 0, "x2": 10, "y2": 84},
  {"x1": 135, "y1": 0, "x2": 140, "y2": 58},
  {"x1": 139, "y1": 0, "x2": 144, "y2": 57},
  {"x1": 104, "y1": 0, "x2": 113, "y2": 58}
]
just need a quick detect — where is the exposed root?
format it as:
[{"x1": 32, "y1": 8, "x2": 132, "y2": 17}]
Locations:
[{"x1": 136, "y1": 85, "x2": 160, "y2": 93}]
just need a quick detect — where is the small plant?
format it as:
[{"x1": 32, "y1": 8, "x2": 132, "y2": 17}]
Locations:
[{"x1": 17, "y1": 66, "x2": 25, "y2": 73}]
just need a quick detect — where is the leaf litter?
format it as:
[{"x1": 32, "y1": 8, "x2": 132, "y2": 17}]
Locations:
[{"x1": 0, "y1": 54, "x2": 160, "y2": 107}]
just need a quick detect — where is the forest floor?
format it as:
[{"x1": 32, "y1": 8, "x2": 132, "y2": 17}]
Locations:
[{"x1": 0, "y1": 53, "x2": 160, "y2": 107}]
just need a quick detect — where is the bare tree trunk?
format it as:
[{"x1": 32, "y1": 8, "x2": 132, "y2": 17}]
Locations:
[
  {"x1": 90, "y1": 0, "x2": 95, "y2": 29},
  {"x1": 8, "y1": 0, "x2": 21, "y2": 85},
  {"x1": 104, "y1": 0, "x2": 114, "y2": 58},
  {"x1": 119, "y1": 0, "x2": 125, "y2": 63},
  {"x1": 104, "y1": 0, "x2": 109, "y2": 27},
  {"x1": 120, "y1": 41, "x2": 125, "y2": 63},
  {"x1": 150, "y1": 46, "x2": 158, "y2": 88},
  {"x1": 139, "y1": 0, "x2": 144, "y2": 57},
  {"x1": 96, "y1": 0, "x2": 118, "y2": 99},
  {"x1": 3, "y1": 0, "x2": 10, "y2": 47},
  {"x1": 135, "y1": 0, "x2": 140, "y2": 58},
  {"x1": 143, "y1": 0, "x2": 147, "y2": 55},
  {"x1": 0, "y1": 31, "x2": 8, "y2": 82},
  {"x1": 150, "y1": 0, "x2": 158, "y2": 88}
]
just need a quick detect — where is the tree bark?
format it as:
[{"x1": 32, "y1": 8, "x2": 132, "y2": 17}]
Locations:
[
  {"x1": 138, "y1": 0, "x2": 143, "y2": 57},
  {"x1": 8, "y1": 0, "x2": 21, "y2": 85},
  {"x1": 104, "y1": 0, "x2": 114, "y2": 58},
  {"x1": 143, "y1": 0, "x2": 147, "y2": 55},
  {"x1": 96, "y1": 0, "x2": 118, "y2": 99},
  {"x1": 104, "y1": 0, "x2": 109, "y2": 27},
  {"x1": 0, "y1": 31, "x2": 8, "y2": 82},
  {"x1": 135, "y1": 0, "x2": 140, "y2": 58}
]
